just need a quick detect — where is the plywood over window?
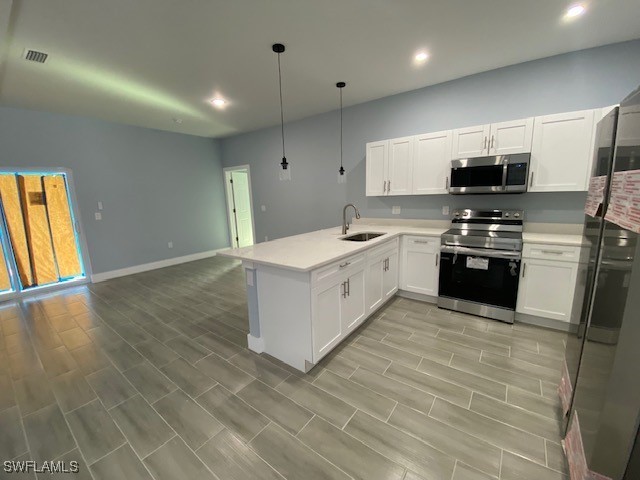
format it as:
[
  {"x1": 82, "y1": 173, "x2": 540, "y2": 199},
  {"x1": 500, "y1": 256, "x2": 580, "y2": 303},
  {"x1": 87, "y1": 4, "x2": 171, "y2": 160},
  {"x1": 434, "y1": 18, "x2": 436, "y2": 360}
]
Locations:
[
  {"x1": 43, "y1": 175, "x2": 82, "y2": 279},
  {"x1": 0, "y1": 175, "x2": 34, "y2": 287},
  {"x1": 18, "y1": 175, "x2": 59, "y2": 286}
]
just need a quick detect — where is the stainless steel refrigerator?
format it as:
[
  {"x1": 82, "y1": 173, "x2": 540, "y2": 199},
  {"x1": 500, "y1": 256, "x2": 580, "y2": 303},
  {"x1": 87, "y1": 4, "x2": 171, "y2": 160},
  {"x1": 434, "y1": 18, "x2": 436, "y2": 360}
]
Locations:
[{"x1": 563, "y1": 85, "x2": 640, "y2": 480}]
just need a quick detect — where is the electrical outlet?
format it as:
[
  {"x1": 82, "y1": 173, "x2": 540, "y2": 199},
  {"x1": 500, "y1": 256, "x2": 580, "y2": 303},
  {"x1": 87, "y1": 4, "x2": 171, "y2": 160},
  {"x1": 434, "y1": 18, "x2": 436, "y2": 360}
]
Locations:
[
  {"x1": 264, "y1": 236, "x2": 269, "y2": 242},
  {"x1": 97, "y1": 201, "x2": 103, "y2": 211},
  {"x1": 442, "y1": 205, "x2": 450, "y2": 216},
  {"x1": 94, "y1": 212, "x2": 102, "y2": 221},
  {"x1": 392, "y1": 206, "x2": 401, "y2": 215},
  {"x1": 168, "y1": 241, "x2": 173, "y2": 249},
  {"x1": 261, "y1": 205, "x2": 266, "y2": 212}
]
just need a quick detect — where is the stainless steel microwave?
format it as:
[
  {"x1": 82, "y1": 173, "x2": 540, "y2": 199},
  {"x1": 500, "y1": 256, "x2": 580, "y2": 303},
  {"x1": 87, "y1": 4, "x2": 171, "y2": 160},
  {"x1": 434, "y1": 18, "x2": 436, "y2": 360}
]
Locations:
[{"x1": 449, "y1": 153, "x2": 530, "y2": 194}]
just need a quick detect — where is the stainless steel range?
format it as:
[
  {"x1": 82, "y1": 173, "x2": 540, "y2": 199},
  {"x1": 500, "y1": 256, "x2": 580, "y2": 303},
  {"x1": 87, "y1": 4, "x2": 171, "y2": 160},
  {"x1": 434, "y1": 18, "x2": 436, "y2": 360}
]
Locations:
[{"x1": 437, "y1": 209, "x2": 523, "y2": 323}]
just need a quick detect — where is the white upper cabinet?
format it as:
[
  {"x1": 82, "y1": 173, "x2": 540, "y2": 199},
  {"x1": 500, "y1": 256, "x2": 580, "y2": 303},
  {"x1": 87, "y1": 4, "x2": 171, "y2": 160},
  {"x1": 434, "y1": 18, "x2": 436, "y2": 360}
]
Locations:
[
  {"x1": 489, "y1": 118, "x2": 534, "y2": 155},
  {"x1": 452, "y1": 124, "x2": 491, "y2": 159},
  {"x1": 388, "y1": 136, "x2": 414, "y2": 195},
  {"x1": 365, "y1": 141, "x2": 388, "y2": 196},
  {"x1": 529, "y1": 109, "x2": 597, "y2": 192},
  {"x1": 413, "y1": 131, "x2": 452, "y2": 195},
  {"x1": 452, "y1": 119, "x2": 533, "y2": 159}
]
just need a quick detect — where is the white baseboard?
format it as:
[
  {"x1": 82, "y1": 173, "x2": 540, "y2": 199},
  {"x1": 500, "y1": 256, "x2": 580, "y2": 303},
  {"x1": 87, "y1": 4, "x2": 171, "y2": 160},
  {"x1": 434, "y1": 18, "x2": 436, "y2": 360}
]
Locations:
[
  {"x1": 247, "y1": 334, "x2": 265, "y2": 353},
  {"x1": 91, "y1": 248, "x2": 227, "y2": 283}
]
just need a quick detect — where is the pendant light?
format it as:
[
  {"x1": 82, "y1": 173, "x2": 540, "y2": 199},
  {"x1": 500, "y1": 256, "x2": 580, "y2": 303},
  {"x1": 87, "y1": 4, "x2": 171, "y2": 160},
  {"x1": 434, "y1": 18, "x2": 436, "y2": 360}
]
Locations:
[
  {"x1": 337, "y1": 81, "x2": 346, "y2": 177},
  {"x1": 272, "y1": 43, "x2": 288, "y2": 170}
]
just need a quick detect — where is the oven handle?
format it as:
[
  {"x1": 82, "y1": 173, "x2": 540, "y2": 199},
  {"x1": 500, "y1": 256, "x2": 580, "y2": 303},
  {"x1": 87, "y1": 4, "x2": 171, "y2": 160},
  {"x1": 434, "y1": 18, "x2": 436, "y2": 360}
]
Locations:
[{"x1": 440, "y1": 245, "x2": 521, "y2": 260}]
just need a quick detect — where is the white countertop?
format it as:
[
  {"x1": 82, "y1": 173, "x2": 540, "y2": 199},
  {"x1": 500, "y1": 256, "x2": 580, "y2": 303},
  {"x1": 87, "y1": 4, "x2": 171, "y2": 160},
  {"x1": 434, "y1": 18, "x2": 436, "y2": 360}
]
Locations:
[
  {"x1": 522, "y1": 232, "x2": 587, "y2": 246},
  {"x1": 219, "y1": 223, "x2": 587, "y2": 272},
  {"x1": 218, "y1": 224, "x2": 446, "y2": 272}
]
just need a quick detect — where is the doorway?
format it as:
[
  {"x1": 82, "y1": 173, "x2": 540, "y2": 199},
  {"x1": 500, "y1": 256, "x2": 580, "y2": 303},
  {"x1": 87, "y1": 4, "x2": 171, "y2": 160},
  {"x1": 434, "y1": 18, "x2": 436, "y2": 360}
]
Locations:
[
  {"x1": 224, "y1": 165, "x2": 255, "y2": 248},
  {"x1": 0, "y1": 169, "x2": 90, "y2": 300}
]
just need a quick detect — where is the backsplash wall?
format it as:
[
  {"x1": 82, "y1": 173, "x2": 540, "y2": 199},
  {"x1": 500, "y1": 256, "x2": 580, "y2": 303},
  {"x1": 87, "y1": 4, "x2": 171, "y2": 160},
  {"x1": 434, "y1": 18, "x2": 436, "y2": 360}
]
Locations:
[{"x1": 221, "y1": 39, "x2": 640, "y2": 242}]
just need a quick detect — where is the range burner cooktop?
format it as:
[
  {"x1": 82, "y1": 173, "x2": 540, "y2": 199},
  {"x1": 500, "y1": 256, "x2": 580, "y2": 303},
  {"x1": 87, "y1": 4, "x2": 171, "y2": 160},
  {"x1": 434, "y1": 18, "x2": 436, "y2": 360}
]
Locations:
[{"x1": 441, "y1": 209, "x2": 524, "y2": 251}]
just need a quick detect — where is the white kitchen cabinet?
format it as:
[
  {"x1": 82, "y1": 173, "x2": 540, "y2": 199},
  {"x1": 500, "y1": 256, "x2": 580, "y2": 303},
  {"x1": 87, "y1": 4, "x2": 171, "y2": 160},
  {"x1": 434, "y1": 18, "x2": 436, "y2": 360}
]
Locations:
[
  {"x1": 516, "y1": 244, "x2": 584, "y2": 323},
  {"x1": 382, "y1": 249, "x2": 399, "y2": 299},
  {"x1": 342, "y1": 268, "x2": 366, "y2": 334},
  {"x1": 365, "y1": 240, "x2": 399, "y2": 314},
  {"x1": 365, "y1": 140, "x2": 388, "y2": 196},
  {"x1": 400, "y1": 236, "x2": 440, "y2": 296},
  {"x1": 311, "y1": 257, "x2": 366, "y2": 361},
  {"x1": 529, "y1": 109, "x2": 597, "y2": 192},
  {"x1": 311, "y1": 280, "x2": 342, "y2": 359},
  {"x1": 452, "y1": 119, "x2": 533, "y2": 159},
  {"x1": 489, "y1": 118, "x2": 534, "y2": 155},
  {"x1": 388, "y1": 136, "x2": 414, "y2": 195},
  {"x1": 413, "y1": 131, "x2": 452, "y2": 195},
  {"x1": 452, "y1": 124, "x2": 491, "y2": 159}
]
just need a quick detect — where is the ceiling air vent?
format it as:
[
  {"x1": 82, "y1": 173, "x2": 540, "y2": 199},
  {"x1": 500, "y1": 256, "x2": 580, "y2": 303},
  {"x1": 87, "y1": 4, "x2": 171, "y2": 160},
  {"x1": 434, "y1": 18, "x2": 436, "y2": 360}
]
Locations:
[{"x1": 24, "y1": 49, "x2": 48, "y2": 64}]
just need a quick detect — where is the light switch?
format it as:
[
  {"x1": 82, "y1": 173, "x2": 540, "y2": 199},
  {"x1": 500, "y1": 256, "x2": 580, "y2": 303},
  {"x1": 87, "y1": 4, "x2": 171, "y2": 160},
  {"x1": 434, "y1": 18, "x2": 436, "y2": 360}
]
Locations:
[
  {"x1": 94, "y1": 212, "x2": 102, "y2": 221},
  {"x1": 392, "y1": 206, "x2": 401, "y2": 215},
  {"x1": 442, "y1": 206, "x2": 450, "y2": 216},
  {"x1": 261, "y1": 205, "x2": 266, "y2": 212},
  {"x1": 97, "y1": 201, "x2": 103, "y2": 211}
]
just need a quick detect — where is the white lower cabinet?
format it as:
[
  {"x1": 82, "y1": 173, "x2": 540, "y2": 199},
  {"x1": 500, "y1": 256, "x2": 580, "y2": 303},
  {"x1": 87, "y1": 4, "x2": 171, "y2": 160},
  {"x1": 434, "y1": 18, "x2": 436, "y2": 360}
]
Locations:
[
  {"x1": 400, "y1": 235, "x2": 440, "y2": 296},
  {"x1": 365, "y1": 240, "x2": 399, "y2": 314},
  {"x1": 516, "y1": 244, "x2": 583, "y2": 323},
  {"x1": 311, "y1": 258, "x2": 366, "y2": 361}
]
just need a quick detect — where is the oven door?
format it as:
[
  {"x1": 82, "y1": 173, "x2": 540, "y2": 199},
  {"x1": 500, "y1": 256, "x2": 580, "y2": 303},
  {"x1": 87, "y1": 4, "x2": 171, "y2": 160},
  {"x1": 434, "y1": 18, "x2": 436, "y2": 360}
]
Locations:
[{"x1": 438, "y1": 246, "x2": 521, "y2": 310}]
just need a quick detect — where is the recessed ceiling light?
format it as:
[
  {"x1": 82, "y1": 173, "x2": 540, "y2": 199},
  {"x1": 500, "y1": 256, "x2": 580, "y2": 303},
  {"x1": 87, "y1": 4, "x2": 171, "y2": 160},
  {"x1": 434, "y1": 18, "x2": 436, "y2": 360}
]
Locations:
[
  {"x1": 211, "y1": 98, "x2": 226, "y2": 107},
  {"x1": 414, "y1": 51, "x2": 429, "y2": 63},
  {"x1": 173, "y1": 118, "x2": 183, "y2": 124},
  {"x1": 565, "y1": 4, "x2": 586, "y2": 18}
]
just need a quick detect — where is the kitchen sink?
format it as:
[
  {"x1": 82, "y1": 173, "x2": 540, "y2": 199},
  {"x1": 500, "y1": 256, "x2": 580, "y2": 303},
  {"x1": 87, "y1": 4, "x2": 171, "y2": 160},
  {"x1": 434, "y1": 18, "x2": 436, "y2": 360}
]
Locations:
[{"x1": 341, "y1": 232, "x2": 386, "y2": 242}]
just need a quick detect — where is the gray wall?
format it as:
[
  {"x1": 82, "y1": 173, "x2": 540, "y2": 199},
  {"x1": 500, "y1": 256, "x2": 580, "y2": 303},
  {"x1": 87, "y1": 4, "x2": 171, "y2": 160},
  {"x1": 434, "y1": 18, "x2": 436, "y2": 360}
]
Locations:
[
  {"x1": 0, "y1": 106, "x2": 229, "y2": 274},
  {"x1": 221, "y1": 39, "x2": 640, "y2": 242}
]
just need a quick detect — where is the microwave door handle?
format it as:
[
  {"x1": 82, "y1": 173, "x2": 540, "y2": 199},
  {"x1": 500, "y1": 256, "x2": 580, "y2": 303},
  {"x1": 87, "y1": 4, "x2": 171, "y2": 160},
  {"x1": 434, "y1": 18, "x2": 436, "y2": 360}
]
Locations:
[{"x1": 501, "y1": 162, "x2": 508, "y2": 191}]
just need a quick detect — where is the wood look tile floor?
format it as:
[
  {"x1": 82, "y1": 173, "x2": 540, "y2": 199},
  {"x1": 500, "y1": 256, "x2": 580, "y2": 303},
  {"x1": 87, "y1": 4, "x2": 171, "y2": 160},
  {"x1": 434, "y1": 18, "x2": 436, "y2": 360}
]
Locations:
[{"x1": 0, "y1": 256, "x2": 569, "y2": 479}]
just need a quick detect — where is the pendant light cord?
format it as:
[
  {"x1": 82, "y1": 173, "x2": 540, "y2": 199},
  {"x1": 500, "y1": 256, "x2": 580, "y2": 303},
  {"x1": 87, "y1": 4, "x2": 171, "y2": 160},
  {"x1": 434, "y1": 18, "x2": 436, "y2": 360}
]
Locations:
[
  {"x1": 277, "y1": 52, "x2": 285, "y2": 159},
  {"x1": 339, "y1": 87, "x2": 343, "y2": 170}
]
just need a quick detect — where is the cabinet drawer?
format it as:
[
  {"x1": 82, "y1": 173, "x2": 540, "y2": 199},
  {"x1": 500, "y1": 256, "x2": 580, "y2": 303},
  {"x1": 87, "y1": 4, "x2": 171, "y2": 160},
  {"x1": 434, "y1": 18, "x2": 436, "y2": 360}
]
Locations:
[
  {"x1": 367, "y1": 238, "x2": 399, "y2": 260},
  {"x1": 523, "y1": 244, "x2": 582, "y2": 262},
  {"x1": 402, "y1": 235, "x2": 439, "y2": 253},
  {"x1": 312, "y1": 253, "x2": 365, "y2": 286}
]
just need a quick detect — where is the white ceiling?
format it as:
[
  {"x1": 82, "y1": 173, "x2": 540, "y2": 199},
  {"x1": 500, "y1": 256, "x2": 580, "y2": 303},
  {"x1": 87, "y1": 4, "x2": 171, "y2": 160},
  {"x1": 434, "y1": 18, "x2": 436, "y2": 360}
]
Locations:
[{"x1": 0, "y1": 0, "x2": 638, "y2": 138}]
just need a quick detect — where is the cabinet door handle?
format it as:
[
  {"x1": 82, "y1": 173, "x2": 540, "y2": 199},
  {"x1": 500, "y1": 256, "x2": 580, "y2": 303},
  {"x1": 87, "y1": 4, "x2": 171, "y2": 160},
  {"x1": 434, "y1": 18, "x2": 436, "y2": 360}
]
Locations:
[
  {"x1": 541, "y1": 250, "x2": 564, "y2": 255},
  {"x1": 341, "y1": 281, "x2": 347, "y2": 298},
  {"x1": 445, "y1": 176, "x2": 449, "y2": 190},
  {"x1": 435, "y1": 254, "x2": 439, "y2": 267},
  {"x1": 339, "y1": 261, "x2": 351, "y2": 268},
  {"x1": 483, "y1": 136, "x2": 488, "y2": 151},
  {"x1": 413, "y1": 240, "x2": 431, "y2": 244},
  {"x1": 346, "y1": 278, "x2": 350, "y2": 297},
  {"x1": 522, "y1": 263, "x2": 526, "y2": 278},
  {"x1": 388, "y1": 180, "x2": 391, "y2": 192},
  {"x1": 529, "y1": 171, "x2": 534, "y2": 188},
  {"x1": 491, "y1": 135, "x2": 495, "y2": 150}
]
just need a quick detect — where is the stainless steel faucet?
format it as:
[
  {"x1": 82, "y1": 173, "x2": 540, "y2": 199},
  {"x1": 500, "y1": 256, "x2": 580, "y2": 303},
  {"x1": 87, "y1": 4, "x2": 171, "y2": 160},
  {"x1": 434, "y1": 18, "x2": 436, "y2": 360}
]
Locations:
[{"x1": 342, "y1": 204, "x2": 361, "y2": 235}]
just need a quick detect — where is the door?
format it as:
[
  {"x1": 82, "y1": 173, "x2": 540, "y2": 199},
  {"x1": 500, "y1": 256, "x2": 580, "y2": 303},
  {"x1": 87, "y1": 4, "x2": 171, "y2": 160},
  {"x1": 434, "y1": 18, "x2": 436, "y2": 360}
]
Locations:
[
  {"x1": 387, "y1": 136, "x2": 413, "y2": 195},
  {"x1": 439, "y1": 252, "x2": 521, "y2": 310},
  {"x1": 413, "y1": 131, "x2": 452, "y2": 194},
  {"x1": 311, "y1": 280, "x2": 343, "y2": 361},
  {"x1": 489, "y1": 118, "x2": 534, "y2": 155},
  {"x1": 530, "y1": 109, "x2": 597, "y2": 192},
  {"x1": 366, "y1": 141, "x2": 388, "y2": 196},
  {"x1": 365, "y1": 253, "x2": 385, "y2": 314},
  {"x1": 342, "y1": 267, "x2": 366, "y2": 333},
  {"x1": 452, "y1": 124, "x2": 491, "y2": 159},
  {"x1": 516, "y1": 259, "x2": 578, "y2": 321},
  {"x1": 224, "y1": 166, "x2": 255, "y2": 248},
  {"x1": 382, "y1": 250, "x2": 399, "y2": 299},
  {"x1": 401, "y1": 236, "x2": 439, "y2": 296}
]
